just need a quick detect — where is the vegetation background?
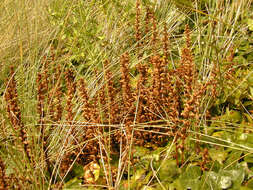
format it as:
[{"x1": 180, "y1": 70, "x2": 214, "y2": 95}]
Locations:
[{"x1": 0, "y1": 0, "x2": 253, "y2": 189}]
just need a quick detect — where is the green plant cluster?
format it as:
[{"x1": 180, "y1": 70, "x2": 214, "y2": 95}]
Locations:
[{"x1": 0, "y1": 0, "x2": 253, "y2": 190}]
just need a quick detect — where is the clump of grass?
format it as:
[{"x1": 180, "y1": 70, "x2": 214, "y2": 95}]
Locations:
[
  {"x1": 1, "y1": 0, "x2": 253, "y2": 189},
  {"x1": 2, "y1": 5, "x2": 218, "y2": 188}
]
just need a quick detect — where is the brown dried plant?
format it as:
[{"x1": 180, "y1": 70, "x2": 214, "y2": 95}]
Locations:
[
  {"x1": 148, "y1": 56, "x2": 160, "y2": 121},
  {"x1": 200, "y1": 148, "x2": 209, "y2": 171},
  {"x1": 173, "y1": 24, "x2": 197, "y2": 164},
  {"x1": 37, "y1": 72, "x2": 47, "y2": 125},
  {"x1": 163, "y1": 23, "x2": 169, "y2": 64},
  {"x1": 37, "y1": 53, "x2": 64, "y2": 176},
  {"x1": 145, "y1": 6, "x2": 152, "y2": 36},
  {"x1": 47, "y1": 52, "x2": 63, "y2": 123},
  {"x1": 135, "y1": 62, "x2": 149, "y2": 145},
  {"x1": 37, "y1": 53, "x2": 61, "y2": 174},
  {"x1": 5, "y1": 66, "x2": 31, "y2": 162},
  {"x1": 151, "y1": 10, "x2": 158, "y2": 53},
  {"x1": 78, "y1": 78, "x2": 102, "y2": 165},
  {"x1": 60, "y1": 68, "x2": 77, "y2": 176},
  {"x1": 51, "y1": 64, "x2": 63, "y2": 122},
  {"x1": 65, "y1": 68, "x2": 76, "y2": 125},
  {"x1": 0, "y1": 157, "x2": 8, "y2": 190},
  {"x1": 104, "y1": 60, "x2": 119, "y2": 125},
  {"x1": 120, "y1": 53, "x2": 135, "y2": 143},
  {"x1": 135, "y1": 0, "x2": 142, "y2": 59},
  {"x1": 174, "y1": 25, "x2": 216, "y2": 163},
  {"x1": 136, "y1": 63, "x2": 148, "y2": 124},
  {"x1": 37, "y1": 70, "x2": 51, "y2": 173}
]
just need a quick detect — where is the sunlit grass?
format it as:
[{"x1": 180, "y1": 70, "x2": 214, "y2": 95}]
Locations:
[{"x1": 0, "y1": 0, "x2": 253, "y2": 189}]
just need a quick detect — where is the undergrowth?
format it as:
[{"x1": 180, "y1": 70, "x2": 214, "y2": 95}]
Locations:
[{"x1": 0, "y1": 0, "x2": 253, "y2": 190}]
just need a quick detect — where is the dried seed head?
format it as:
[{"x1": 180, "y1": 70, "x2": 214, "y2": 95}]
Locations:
[
  {"x1": 5, "y1": 66, "x2": 31, "y2": 162},
  {"x1": 64, "y1": 68, "x2": 76, "y2": 124}
]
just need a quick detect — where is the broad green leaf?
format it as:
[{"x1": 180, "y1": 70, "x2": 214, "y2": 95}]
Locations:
[
  {"x1": 212, "y1": 131, "x2": 226, "y2": 138},
  {"x1": 156, "y1": 160, "x2": 179, "y2": 182},
  {"x1": 219, "y1": 176, "x2": 232, "y2": 189},
  {"x1": 212, "y1": 161, "x2": 222, "y2": 173},
  {"x1": 220, "y1": 168, "x2": 245, "y2": 188},
  {"x1": 209, "y1": 148, "x2": 228, "y2": 165},
  {"x1": 63, "y1": 177, "x2": 83, "y2": 190},
  {"x1": 247, "y1": 19, "x2": 253, "y2": 31},
  {"x1": 83, "y1": 162, "x2": 100, "y2": 184},
  {"x1": 203, "y1": 171, "x2": 220, "y2": 189},
  {"x1": 128, "y1": 168, "x2": 152, "y2": 189},
  {"x1": 203, "y1": 165, "x2": 245, "y2": 190},
  {"x1": 226, "y1": 110, "x2": 242, "y2": 123},
  {"x1": 178, "y1": 165, "x2": 202, "y2": 189}
]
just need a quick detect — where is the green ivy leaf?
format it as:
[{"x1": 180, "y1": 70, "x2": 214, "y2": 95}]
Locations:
[
  {"x1": 178, "y1": 165, "x2": 202, "y2": 189},
  {"x1": 247, "y1": 19, "x2": 253, "y2": 31},
  {"x1": 156, "y1": 160, "x2": 179, "y2": 182},
  {"x1": 221, "y1": 109, "x2": 242, "y2": 123},
  {"x1": 63, "y1": 178, "x2": 83, "y2": 190},
  {"x1": 203, "y1": 165, "x2": 245, "y2": 190},
  {"x1": 209, "y1": 148, "x2": 228, "y2": 165},
  {"x1": 219, "y1": 176, "x2": 232, "y2": 189},
  {"x1": 220, "y1": 168, "x2": 245, "y2": 188}
]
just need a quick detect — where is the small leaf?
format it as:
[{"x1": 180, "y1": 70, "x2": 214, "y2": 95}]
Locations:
[
  {"x1": 156, "y1": 160, "x2": 179, "y2": 182},
  {"x1": 219, "y1": 176, "x2": 232, "y2": 189},
  {"x1": 178, "y1": 165, "x2": 202, "y2": 189},
  {"x1": 209, "y1": 148, "x2": 228, "y2": 165},
  {"x1": 83, "y1": 161, "x2": 100, "y2": 184},
  {"x1": 220, "y1": 165, "x2": 245, "y2": 187},
  {"x1": 63, "y1": 177, "x2": 83, "y2": 189},
  {"x1": 227, "y1": 110, "x2": 242, "y2": 123},
  {"x1": 247, "y1": 19, "x2": 253, "y2": 31}
]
